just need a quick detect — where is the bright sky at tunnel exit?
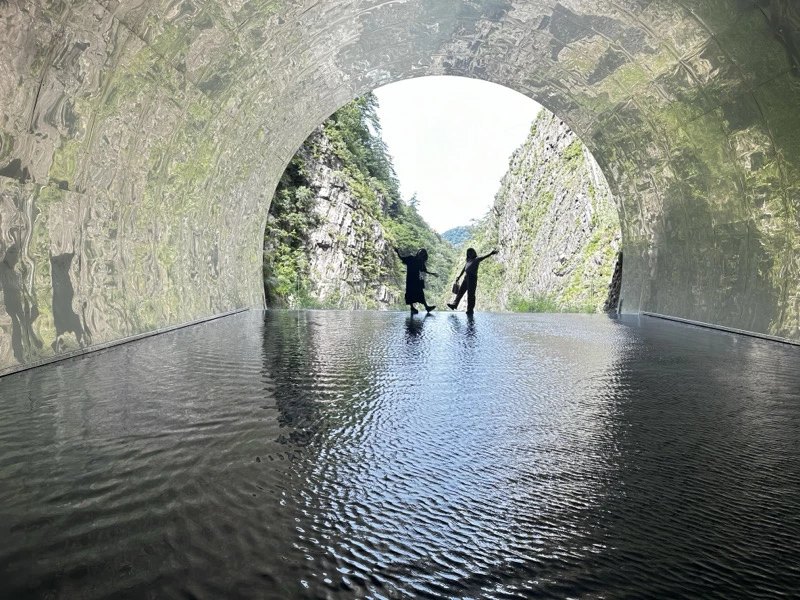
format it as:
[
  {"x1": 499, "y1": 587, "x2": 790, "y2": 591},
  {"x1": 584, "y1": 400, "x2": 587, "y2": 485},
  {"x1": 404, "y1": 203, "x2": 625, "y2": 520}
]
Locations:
[{"x1": 374, "y1": 76, "x2": 542, "y2": 234}]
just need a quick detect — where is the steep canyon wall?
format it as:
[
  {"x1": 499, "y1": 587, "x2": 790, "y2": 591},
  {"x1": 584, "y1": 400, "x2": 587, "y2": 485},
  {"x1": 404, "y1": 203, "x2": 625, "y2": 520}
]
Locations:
[
  {"x1": 263, "y1": 108, "x2": 455, "y2": 310},
  {"x1": 463, "y1": 111, "x2": 621, "y2": 313},
  {"x1": 263, "y1": 127, "x2": 400, "y2": 309}
]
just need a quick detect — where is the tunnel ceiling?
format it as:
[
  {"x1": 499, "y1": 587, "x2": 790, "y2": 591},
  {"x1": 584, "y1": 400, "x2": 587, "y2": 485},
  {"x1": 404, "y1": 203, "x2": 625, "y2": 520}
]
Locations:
[{"x1": 1, "y1": 0, "x2": 799, "y2": 373}]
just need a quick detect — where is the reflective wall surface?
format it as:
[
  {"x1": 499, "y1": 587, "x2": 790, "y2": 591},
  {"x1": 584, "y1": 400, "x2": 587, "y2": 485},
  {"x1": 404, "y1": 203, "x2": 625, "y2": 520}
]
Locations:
[{"x1": 1, "y1": 0, "x2": 800, "y2": 372}]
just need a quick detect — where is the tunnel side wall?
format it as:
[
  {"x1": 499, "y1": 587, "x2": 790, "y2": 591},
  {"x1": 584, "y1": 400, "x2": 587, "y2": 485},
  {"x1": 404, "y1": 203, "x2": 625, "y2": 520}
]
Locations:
[
  {"x1": 1, "y1": 0, "x2": 800, "y2": 374},
  {"x1": 0, "y1": 1, "x2": 268, "y2": 373}
]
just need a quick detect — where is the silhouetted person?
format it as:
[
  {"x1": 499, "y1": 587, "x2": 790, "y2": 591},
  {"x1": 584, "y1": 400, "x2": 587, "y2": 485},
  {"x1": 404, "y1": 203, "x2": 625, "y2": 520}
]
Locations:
[
  {"x1": 395, "y1": 247, "x2": 438, "y2": 314},
  {"x1": 448, "y1": 247, "x2": 498, "y2": 315}
]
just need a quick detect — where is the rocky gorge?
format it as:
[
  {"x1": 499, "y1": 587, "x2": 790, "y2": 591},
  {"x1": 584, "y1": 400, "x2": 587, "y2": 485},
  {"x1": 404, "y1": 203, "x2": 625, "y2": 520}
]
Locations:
[
  {"x1": 458, "y1": 110, "x2": 622, "y2": 313},
  {"x1": 264, "y1": 100, "x2": 620, "y2": 313}
]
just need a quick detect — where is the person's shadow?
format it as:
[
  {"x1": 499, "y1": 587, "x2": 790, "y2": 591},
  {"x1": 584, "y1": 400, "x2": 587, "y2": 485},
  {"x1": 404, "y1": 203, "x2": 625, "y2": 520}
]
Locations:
[
  {"x1": 50, "y1": 252, "x2": 86, "y2": 352},
  {"x1": 1, "y1": 243, "x2": 43, "y2": 363},
  {"x1": 404, "y1": 313, "x2": 431, "y2": 341}
]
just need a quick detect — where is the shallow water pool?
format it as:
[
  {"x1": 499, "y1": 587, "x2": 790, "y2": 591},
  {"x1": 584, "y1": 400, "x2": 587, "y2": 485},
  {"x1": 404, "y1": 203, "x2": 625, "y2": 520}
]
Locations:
[{"x1": 1, "y1": 310, "x2": 799, "y2": 598}]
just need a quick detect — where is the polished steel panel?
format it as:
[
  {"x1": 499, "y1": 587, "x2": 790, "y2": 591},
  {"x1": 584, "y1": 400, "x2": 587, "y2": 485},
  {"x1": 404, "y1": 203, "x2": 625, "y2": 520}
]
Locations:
[{"x1": 1, "y1": 0, "x2": 799, "y2": 373}]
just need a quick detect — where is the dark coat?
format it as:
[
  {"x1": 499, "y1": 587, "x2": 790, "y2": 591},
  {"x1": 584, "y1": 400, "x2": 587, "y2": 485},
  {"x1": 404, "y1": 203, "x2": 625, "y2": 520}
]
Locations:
[{"x1": 401, "y1": 255, "x2": 426, "y2": 304}]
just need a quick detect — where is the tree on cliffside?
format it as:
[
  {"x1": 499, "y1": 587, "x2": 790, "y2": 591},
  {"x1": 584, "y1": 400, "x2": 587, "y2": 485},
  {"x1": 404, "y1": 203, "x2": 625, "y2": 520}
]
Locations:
[{"x1": 263, "y1": 94, "x2": 456, "y2": 309}]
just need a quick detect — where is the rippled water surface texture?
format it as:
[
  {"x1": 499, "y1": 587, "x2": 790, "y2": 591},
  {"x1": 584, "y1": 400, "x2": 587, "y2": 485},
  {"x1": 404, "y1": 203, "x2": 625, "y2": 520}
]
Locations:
[{"x1": 1, "y1": 310, "x2": 800, "y2": 599}]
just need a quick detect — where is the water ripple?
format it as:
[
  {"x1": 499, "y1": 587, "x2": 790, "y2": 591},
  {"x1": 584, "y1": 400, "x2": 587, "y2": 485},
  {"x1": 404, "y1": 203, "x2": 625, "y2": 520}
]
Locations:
[{"x1": 1, "y1": 310, "x2": 799, "y2": 598}]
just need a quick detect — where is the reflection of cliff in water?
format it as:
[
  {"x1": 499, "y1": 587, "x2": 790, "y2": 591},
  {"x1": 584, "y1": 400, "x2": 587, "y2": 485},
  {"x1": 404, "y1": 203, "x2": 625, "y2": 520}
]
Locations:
[
  {"x1": 0, "y1": 244, "x2": 42, "y2": 363},
  {"x1": 261, "y1": 311, "x2": 323, "y2": 447},
  {"x1": 261, "y1": 311, "x2": 386, "y2": 449}
]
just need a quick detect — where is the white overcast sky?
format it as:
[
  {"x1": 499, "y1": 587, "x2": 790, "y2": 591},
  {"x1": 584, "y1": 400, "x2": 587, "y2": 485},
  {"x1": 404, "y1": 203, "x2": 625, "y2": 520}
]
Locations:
[{"x1": 374, "y1": 76, "x2": 541, "y2": 233}]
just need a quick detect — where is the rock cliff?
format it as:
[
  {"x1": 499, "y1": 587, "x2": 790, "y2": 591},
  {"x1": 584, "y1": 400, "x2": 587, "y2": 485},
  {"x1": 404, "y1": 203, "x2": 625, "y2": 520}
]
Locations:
[
  {"x1": 264, "y1": 128, "x2": 395, "y2": 308},
  {"x1": 263, "y1": 96, "x2": 454, "y2": 309},
  {"x1": 462, "y1": 110, "x2": 621, "y2": 313}
]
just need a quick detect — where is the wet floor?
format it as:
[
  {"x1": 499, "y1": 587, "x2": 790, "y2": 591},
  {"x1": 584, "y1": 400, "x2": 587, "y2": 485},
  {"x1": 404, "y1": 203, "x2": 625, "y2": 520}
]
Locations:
[{"x1": 1, "y1": 310, "x2": 799, "y2": 599}]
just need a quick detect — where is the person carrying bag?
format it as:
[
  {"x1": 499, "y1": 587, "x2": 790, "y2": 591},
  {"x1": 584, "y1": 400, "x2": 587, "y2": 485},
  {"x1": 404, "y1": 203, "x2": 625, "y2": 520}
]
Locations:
[{"x1": 448, "y1": 247, "x2": 498, "y2": 315}]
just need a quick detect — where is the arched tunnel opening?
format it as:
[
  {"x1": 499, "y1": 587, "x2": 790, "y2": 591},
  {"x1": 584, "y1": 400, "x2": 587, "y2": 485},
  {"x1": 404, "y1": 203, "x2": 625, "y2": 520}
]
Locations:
[
  {"x1": 1, "y1": 2, "x2": 800, "y2": 598},
  {"x1": 1, "y1": 0, "x2": 799, "y2": 373},
  {"x1": 261, "y1": 78, "x2": 624, "y2": 314}
]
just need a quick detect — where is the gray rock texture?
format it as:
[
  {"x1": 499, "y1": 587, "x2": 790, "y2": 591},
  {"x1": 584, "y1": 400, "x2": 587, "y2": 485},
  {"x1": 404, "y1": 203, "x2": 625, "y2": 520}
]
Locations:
[
  {"x1": 466, "y1": 111, "x2": 621, "y2": 313},
  {"x1": 264, "y1": 127, "x2": 398, "y2": 308},
  {"x1": 1, "y1": 0, "x2": 800, "y2": 373}
]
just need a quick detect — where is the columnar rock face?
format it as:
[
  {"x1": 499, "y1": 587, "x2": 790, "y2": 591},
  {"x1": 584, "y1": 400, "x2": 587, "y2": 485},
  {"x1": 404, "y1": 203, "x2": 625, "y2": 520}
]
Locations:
[
  {"x1": 469, "y1": 110, "x2": 621, "y2": 313},
  {"x1": 1, "y1": 1, "x2": 800, "y2": 373},
  {"x1": 301, "y1": 151, "x2": 397, "y2": 308},
  {"x1": 264, "y1": 127, "x2": 398, "y2": 308}
]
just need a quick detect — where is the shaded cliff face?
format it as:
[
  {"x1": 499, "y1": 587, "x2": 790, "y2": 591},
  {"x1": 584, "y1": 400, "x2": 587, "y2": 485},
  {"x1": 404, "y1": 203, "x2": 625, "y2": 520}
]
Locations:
[
  {"x1": 264, "y1": 128, "x2": 396, "y2": 308},
  {"x1": 263, "y1": 99, "x2": 455, "y2": 310},
  {"x1": 303, "y1": 132, "x2": 398, "y2": 308},
  {"x1": 464, "y1": 110, "x2": 621, "y2": 313}
]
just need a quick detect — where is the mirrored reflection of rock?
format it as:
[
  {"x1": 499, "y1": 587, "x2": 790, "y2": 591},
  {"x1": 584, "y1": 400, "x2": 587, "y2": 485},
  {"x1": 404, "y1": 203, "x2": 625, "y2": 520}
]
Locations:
[
  {"x1": 1, "y1": 0, "x2": 800, "y2": 373},
  {"x1": 50, "y1": 251, "x2": 86, "y2": 352}
]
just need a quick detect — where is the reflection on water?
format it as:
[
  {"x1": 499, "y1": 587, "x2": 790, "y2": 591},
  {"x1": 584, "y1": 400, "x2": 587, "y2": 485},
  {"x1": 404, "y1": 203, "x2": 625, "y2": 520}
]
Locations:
[{"x1": 1, "y1": 310, "x2": 799, "y2": 599}]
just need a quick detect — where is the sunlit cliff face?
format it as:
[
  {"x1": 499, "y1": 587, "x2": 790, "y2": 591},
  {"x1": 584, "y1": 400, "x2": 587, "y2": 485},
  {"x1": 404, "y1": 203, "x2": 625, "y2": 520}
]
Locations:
[{"x1": 0, "y1": 0, "x2": 799, "y2": 373}]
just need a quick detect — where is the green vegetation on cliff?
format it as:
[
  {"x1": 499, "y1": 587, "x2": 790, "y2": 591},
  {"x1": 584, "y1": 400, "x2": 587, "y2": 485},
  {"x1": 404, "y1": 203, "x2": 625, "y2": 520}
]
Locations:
[
  {"x1": 263, "y1": 94, "x2": 455, "y2": 309},
  {"x1": 455, "y1": 110, "x2": 621, "y2": 313},
  {"x1": 441, "y1": 226, "x2": 473, "y2": 247},
  {"x1": 262, "y1": 157, "x2": 321, "y2": 306}
]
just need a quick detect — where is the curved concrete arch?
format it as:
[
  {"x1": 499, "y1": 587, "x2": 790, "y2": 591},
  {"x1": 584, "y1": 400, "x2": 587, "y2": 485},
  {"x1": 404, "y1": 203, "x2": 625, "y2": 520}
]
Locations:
[{"x1": 0, "y1": 0, "x2": 799, "y2": 374}]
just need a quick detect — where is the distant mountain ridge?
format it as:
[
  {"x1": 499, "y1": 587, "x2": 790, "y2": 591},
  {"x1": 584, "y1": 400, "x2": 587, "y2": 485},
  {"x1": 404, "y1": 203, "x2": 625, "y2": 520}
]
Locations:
[{"x1": 441, "y1": 226, "x2": 473, "y2": 247}]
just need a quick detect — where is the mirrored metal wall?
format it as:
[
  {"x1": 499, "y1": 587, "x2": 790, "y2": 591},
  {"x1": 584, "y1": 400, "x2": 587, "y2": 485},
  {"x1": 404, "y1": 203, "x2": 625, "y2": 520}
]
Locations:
[{"x1": 1, "y1": 0, "x2": 799, "y2": 373}]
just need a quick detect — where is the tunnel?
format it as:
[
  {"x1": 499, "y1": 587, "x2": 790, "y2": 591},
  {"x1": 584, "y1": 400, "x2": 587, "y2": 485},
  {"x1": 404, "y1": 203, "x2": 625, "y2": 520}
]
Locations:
[{"x1": 1, "y1": 0, "x2": 799, "y2": 375}]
